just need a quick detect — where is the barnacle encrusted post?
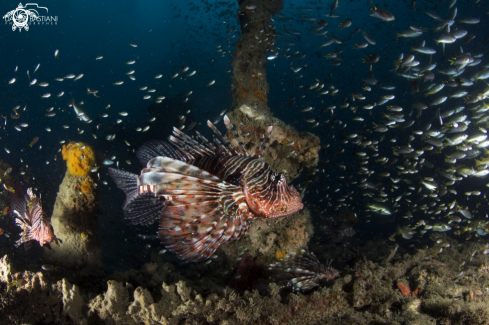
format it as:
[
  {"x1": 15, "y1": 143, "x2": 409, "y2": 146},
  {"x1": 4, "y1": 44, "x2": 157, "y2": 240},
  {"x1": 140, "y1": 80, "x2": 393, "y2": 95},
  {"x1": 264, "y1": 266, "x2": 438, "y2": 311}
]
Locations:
[
  {"x1": 223, "y1": 0, "x2": 318, "y2": 262},
  {"x1": 228, "y1": 0, "x2": 320, "y2": 180},
  {"x1": 44, "y1": 142, "x2": 101, "y2": 268}
]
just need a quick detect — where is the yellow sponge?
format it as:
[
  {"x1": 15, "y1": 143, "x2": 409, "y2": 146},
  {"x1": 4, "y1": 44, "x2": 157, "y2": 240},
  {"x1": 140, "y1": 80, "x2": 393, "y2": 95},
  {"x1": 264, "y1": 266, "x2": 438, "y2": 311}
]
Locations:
[{"x1": 61, "y1": 142, "x2": 95, "y2": 178}]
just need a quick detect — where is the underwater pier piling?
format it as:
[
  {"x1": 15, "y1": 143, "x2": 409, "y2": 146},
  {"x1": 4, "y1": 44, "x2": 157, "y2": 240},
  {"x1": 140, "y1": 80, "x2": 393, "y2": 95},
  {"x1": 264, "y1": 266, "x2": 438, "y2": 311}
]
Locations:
[
  {"x1": 221, "y1": 0, "x2": 318, "y2": 263},
  {"x1": 230, "y1": 0, "x2": 281, "y2": 117},
  {"x1": 44, "y1": 143, "x2": 101, "y2": 269},
  {"x1": 228, "y1": 0, "x2": 320, "y2": 181},
  {"x1": 44, "y1": 171, "x2": 101, "y2": 268}
]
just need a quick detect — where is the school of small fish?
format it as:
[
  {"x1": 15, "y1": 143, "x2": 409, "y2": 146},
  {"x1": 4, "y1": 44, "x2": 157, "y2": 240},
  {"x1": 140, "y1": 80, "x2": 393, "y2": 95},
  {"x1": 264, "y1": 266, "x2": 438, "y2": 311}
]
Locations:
[{"x1": 1, "y1": 0, "x2": 488, "y2": 264}]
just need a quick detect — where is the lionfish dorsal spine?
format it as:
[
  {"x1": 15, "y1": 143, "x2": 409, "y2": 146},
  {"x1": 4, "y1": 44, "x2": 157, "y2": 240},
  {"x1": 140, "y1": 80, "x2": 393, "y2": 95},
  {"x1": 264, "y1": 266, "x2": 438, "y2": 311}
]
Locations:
[
  {"x1": 166, "y1": 137, "x2": 195, "y2": 162},
  {"x1": 136, "y1": 140, "x2": 191, "y2": 166},
  {"x1": 195, "y1": 131, "x2": 219, "y2": 153},
  {"x1": 169, "y1": 131, "x2": 213, "y2": 160},
  {"x1": 173, "y1": 127, "x2": 205, "y2": 152},
  {"x1": 172, "y1": 127, "x2": 214, "y2": 157},
  {"x1": 212, "y1": 135, "x2": 232, "y2": 155},
  {"x1": 223, "y1": 115, "x2": 248, "y2": 156},
  {"x1": 263, "y1": 126, "x2": 273, "y2": 155},
  {"x1": 207, "y1": 120, "x2": 237, "y2": 154},
  {"x1": 257, "y1": 126, "x2": 273, "y2": 157},
  {"x1": 169, "y1": 135, "x2": 200, "y2": 158}
]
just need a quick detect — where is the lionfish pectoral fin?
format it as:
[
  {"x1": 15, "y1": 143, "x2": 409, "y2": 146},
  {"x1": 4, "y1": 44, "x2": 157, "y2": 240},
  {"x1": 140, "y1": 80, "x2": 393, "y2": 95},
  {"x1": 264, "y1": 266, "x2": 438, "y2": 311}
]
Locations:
[
  {"x1": 159, "y1": 209, "x2": 233, "y2": 262},
  {"x1": 158, "y1": 178, "x2": 249, "y2": 262},
  {"x1": 108, "y1": 168, "x2": 138, "y2": 209},
  {"x1": 10, "y1": 193, "x2": 26, "y2": 220},
  {"x1": 240, "y1": 180, "x2": 263, "y2": 217},
  {"x1": 124, "y1": 193, "x2": 166, "y2": 226}
]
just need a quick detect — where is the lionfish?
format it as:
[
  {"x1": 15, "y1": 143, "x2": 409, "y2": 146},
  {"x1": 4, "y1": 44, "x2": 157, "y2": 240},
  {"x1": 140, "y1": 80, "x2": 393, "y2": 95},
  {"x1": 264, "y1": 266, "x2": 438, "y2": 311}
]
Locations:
[
  {"x1": 109, "y1": 116, "x2": 303, "y2": 262},
  {"x1": 268, "y1": 250, "x2": 340, "y2": 292},
  {"x1": 11, "y1": 188, "x2": 60, "y2": 250}
]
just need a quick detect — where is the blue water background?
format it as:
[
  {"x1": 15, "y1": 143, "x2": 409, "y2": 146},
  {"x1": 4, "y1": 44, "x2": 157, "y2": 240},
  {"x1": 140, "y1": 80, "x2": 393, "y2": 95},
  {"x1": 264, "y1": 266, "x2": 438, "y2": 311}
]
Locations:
[{"x1": 0, "y1": 0, "x2": 487, "y2": 271}]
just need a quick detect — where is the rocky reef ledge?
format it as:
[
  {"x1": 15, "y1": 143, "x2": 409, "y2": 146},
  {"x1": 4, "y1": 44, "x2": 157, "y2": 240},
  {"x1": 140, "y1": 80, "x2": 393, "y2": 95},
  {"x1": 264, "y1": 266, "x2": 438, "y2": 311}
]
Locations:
[{"x1": 2, "y1": 240, "x2": 489, "y2": 325}]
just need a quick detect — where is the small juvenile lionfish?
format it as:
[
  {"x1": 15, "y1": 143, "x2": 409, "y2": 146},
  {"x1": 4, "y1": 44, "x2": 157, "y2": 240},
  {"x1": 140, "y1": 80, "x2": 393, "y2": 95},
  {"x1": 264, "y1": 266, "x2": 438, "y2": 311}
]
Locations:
[
  {"x1": 11, "y1": 188, "x2": 60, "y2": 250},
  {"x1": 109, "y1": 115, "x2": 303, "y2": 262},
  {"x1": 268, "y1": 250, "x2": 340, "y2": 292}
]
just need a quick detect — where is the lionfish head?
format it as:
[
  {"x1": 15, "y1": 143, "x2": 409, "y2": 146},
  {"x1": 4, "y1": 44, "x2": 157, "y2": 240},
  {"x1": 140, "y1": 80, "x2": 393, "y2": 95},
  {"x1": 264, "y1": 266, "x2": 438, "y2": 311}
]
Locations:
[
  {"x1": 243, "y1": 171, "x2": 303, "y2": 219},
  {"x1": 38, "y1": 217, "x2": 58, "y2": 247}
]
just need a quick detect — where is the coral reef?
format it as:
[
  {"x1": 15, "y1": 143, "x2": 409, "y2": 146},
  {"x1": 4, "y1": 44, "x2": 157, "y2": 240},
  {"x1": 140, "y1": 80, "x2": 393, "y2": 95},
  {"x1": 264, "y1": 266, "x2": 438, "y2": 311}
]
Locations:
[
  {"x1": 3, "y1": 236, "x2": 489, "y2": 324},
  {"x1": 62, "y1": 142, "x2": 95, "y2": 178},
  {"x1": 220, "y1": 208, "x2": 313, "y2": 267},
  {"x1": 0, "y1": 255, "x2": 87, "y2": 325}
]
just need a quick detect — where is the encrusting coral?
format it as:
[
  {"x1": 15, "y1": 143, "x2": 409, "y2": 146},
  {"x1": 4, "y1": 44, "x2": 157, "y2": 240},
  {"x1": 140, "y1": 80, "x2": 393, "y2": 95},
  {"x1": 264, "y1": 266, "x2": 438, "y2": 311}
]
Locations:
[{"x1": 61, "y1": 142, "x2": 95, "y2": 178}]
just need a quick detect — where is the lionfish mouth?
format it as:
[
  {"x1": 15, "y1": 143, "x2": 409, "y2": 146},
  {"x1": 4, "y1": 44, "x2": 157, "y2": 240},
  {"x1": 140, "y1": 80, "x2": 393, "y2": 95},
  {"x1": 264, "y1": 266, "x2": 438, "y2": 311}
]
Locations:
[
  {"x1": 267, "y1": 202, "x2": 304, "y2": 219},
  {"x1": 264, "y1": 202, "x2": 304, "y2": 219}
]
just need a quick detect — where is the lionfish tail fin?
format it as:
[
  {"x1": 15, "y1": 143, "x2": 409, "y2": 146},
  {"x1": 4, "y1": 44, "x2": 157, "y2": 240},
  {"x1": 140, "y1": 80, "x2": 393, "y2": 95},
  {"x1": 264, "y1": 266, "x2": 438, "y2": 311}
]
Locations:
[
  {"x1": 223, "y1": 115, "x2": 247, "y2": 156},
  {"x1": 108, "y1": 168, "x2": 138, "y2": 209}
]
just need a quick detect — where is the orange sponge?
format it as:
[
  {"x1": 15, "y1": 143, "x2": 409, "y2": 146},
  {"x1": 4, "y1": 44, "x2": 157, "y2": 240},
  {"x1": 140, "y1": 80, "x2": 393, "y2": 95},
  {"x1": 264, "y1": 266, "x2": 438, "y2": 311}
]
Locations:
[
  {"x1": 62, "y1": 142, "x2": 95, "y2": 178},
  {"x1": 275, "y1": 249, "x2": 287, "y2": 260},
  {"x1": 80, "y1": 180, "x2": 92, "y2": 195}
]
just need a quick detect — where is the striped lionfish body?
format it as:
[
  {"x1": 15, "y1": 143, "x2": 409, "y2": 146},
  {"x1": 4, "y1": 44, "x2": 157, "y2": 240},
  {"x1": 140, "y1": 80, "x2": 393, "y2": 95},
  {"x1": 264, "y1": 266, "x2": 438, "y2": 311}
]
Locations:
[
  {"x1": 109, "y1": 115, "x2": 303, "y2": 262},
  {"x1": 268, "y1": 250, "x2": 340, "y2": 292},
  {"x1": 11, "y1": 188, "x2": 59, "y2": 250}
]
